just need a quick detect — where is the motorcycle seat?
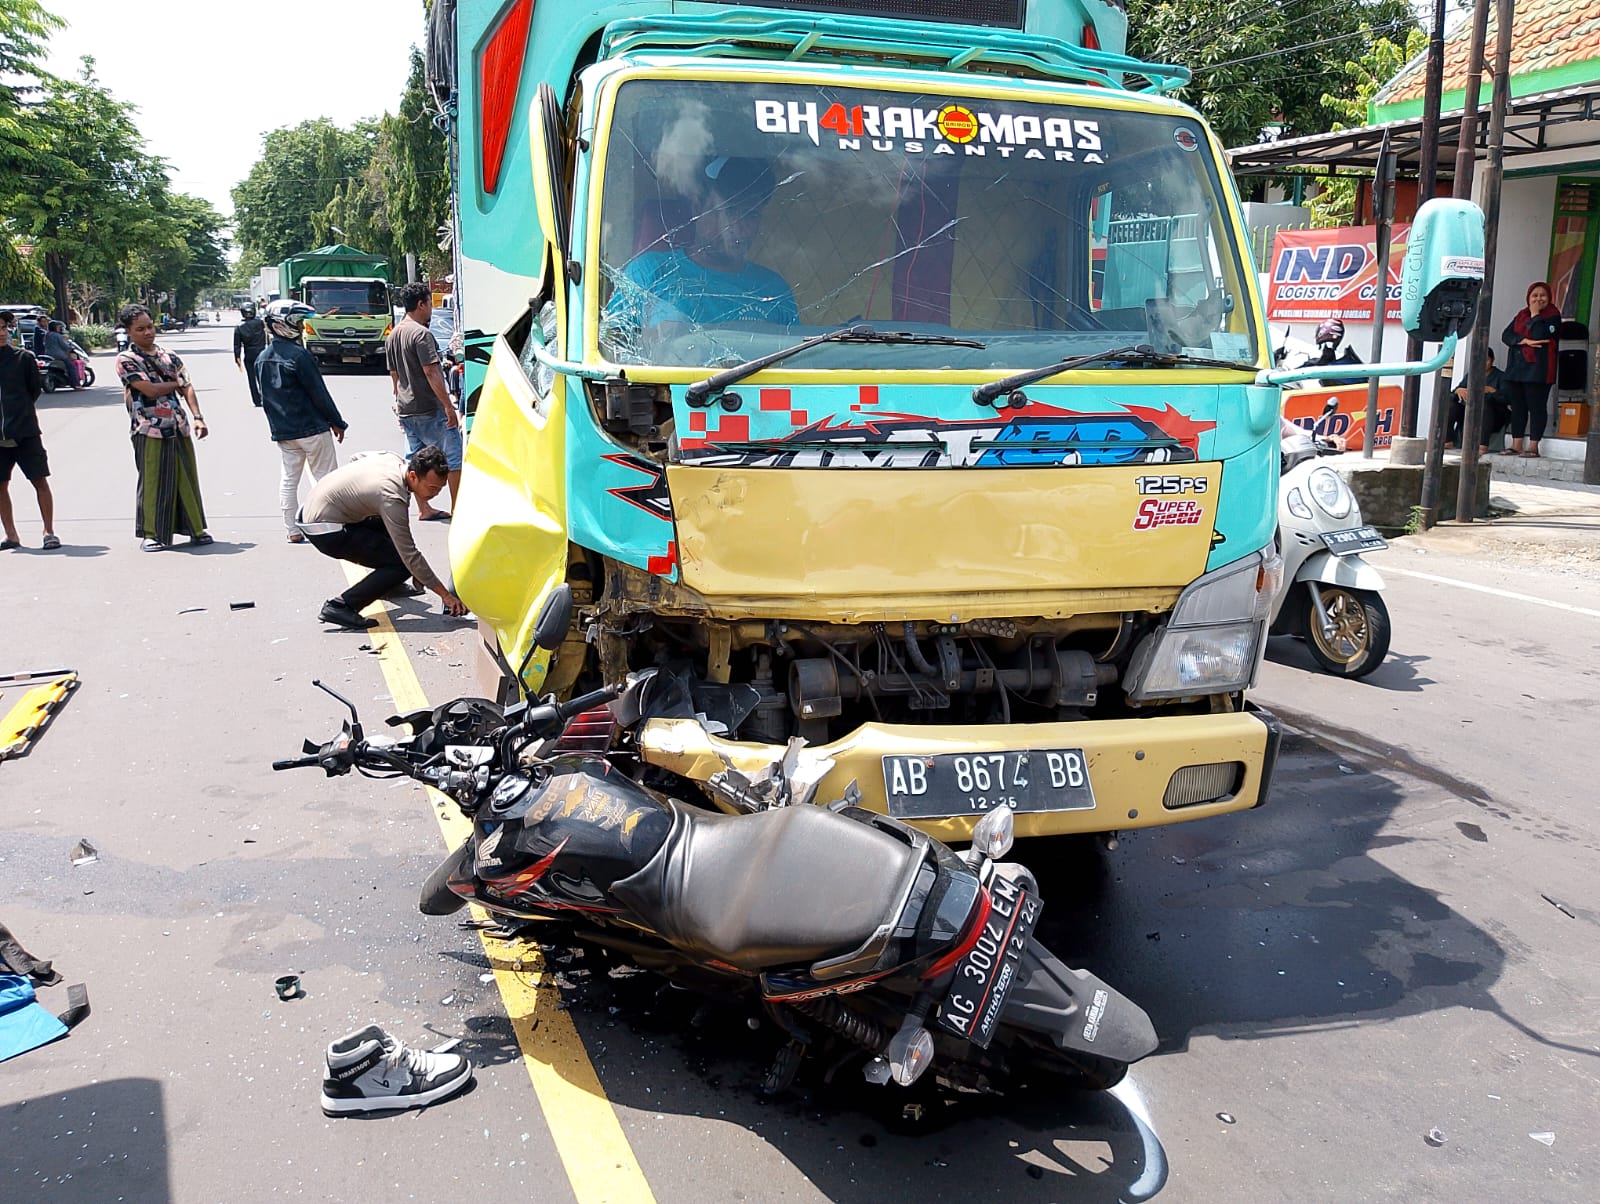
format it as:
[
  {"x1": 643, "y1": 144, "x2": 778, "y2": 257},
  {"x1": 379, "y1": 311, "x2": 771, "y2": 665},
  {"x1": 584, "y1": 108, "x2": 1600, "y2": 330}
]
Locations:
[{"x1": 610, "y1": 803, "x2": 921, "y2": 972}]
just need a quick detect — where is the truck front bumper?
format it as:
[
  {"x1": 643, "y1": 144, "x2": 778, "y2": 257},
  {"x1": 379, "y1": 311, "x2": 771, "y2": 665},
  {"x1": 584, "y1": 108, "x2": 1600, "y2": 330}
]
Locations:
[
  {"x1": 639, "y1": 706, "x2": 1282, "y2": 841},
  {"x1": 307, "y1": 339, "x2": 385, "y2": 362}
]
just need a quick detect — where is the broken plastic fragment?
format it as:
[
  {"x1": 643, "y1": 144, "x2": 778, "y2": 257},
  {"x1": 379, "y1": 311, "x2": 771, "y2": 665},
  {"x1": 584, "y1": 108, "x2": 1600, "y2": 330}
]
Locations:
[
  {"x1": 1216, "y1": 1112, "x2": 1236, "y2": 1125},
  {"x1": 1424, "y1": 1128, "x2": 1447, "y2": 1147},
  {"x1": 1529, "y1": 1132, "x2": 1555, "y2": 1147},
  {"x1": 70, "y1": 839, "x2": 98, "y2": 865}
]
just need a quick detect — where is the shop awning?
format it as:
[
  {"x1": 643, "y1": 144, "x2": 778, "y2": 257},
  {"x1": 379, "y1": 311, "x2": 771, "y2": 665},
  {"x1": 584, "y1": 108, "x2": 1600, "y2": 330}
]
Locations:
[{"x1": 1229, "y1": 81, "x2": 1600, "y2": 176}]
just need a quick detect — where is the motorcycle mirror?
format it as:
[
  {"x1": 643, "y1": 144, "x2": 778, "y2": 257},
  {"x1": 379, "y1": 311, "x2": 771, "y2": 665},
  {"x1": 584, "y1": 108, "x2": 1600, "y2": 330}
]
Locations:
[
  {"x1": 313, "y1": 678, "x2": 363, "y2": 741},
  {"x1": 1320, "y1": 396, "x2": 1339, "y2": 419},
  {"x1": 515, "y1": 583, "x2": 575, "y2": 699},
  {"x1": 531, "y1": 584, "x2": 574, "y2": 651},
  {"x1": 971, "y1": 805, "x2": 1015, "y2": 860}
]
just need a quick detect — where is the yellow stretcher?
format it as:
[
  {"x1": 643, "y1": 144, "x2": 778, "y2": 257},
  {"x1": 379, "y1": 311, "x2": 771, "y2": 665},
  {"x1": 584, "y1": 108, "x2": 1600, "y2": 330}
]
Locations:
[{"x1": 0, "y1": 670, "x2": 78, "y2": 761}]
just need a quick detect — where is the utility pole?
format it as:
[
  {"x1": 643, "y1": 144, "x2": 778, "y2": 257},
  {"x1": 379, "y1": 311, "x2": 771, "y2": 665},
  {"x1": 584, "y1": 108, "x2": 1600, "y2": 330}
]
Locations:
[
  {"x1": 1401, "y1": 0, "x2": 1450, "y2": 439},
  {"x1": 1421, "y1": 0, "x2": 1494, "y2": 528},
  {"x1": 1456, "y1": 0, "x2": 1516, "y2": 524},
  {"x1": 1365, "y1": 132, "x2": 1395, "y2": 460}
]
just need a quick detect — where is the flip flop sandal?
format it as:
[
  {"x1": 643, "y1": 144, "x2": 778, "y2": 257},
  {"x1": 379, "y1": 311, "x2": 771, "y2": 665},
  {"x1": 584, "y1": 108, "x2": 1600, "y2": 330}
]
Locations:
[
  {"x1": 141, "y1": 538, "x2": 169, "y2": 552},
  {"x1": 41, "y1": 535, "x2": 60, "y2": 550},
  {"x1": 1520, "y1": 449, "x2": 1541, "y2": 458},
  {"x1": 420, "y1": 511, "x2": 452, "y2": 523},
  {"x1": 287, "y1": 532, "x2": 307, "y2": 544},
  {"x1": 0, "y1": 539, "x2": 20, "y2": 551},
  {"x1": 189, "y1": 533, "x2": 215, "y2": 546}
]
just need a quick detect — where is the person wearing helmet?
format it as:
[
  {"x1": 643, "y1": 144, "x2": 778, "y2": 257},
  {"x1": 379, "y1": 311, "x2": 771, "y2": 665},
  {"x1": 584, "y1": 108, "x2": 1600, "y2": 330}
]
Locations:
[
  {"x1": 1313, "y1": 316, "x2": 1361, "y2": 385},
  {"x1": 233, "y1": 301, "x2": 268, "y2": 407},
  {"x1": 257, "y1": 300, "x2": 349, "y2": 543}
]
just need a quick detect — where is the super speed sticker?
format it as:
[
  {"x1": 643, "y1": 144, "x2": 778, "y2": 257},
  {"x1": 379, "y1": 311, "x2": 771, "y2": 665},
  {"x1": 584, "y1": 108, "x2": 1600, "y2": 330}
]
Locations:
[
  {"x1": 1134, "y1": 498, "x2": 1205, "y2": 530},
  {"x1": 754, "y1": 99, "x2": 1104, "y2": 162}
]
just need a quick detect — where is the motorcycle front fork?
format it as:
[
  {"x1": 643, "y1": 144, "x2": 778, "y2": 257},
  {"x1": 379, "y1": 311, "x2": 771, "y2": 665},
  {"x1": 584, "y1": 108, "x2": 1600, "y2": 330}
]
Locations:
[{"x1": 1305, "y1": 580, "x2": 1336, "y2": 640}]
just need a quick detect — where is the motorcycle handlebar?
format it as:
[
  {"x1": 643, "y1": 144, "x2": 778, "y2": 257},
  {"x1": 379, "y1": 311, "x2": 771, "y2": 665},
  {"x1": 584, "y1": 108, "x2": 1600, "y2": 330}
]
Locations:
[
  {"x1": 272, "y1": 755, "x2": 320, "y2": 771},
  {"x1": 558, "y1": 683, "x2": 622, "y2": 720}
]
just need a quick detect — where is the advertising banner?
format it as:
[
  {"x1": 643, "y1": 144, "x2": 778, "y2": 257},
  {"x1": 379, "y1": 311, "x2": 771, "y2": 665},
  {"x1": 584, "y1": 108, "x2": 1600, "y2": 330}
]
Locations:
[
  {"x1": 1267, "y1": 225, "x2": 1410, "y2": 323},
  {"x1": 1282, "y1": 383, "x2": 1404, "y2": 451}
]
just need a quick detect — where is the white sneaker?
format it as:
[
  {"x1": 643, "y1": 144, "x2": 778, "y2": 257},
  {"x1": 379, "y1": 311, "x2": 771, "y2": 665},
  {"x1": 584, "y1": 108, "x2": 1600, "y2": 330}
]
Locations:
[{"x1": 320, "y1": 1025, "x2": 473, "y2": 1115}]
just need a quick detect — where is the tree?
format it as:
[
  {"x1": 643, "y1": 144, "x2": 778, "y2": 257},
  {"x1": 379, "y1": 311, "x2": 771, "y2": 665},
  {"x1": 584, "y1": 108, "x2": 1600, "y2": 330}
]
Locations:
[
  {"x1": 0, "y1": 1, "x2": 62, "y2": 302},
  {"x1": 126, "y1": 192, "x2": 230, "y2": 315},
  {"x1": 5, "y1": 57, "x2": 169, "y2": 319},
  {"x1": 1309, "y1": 29, "x2": 1429, "y2": 227},
  {"x1": 311, "y1": 48, "x2": 450, "y2": 277},
  {"x1": 1126, "y1": 0, "x2": 1417, "y2": 151},
  {"x1": 231, "y1": 119, "x2": 376, "y2": 263}
]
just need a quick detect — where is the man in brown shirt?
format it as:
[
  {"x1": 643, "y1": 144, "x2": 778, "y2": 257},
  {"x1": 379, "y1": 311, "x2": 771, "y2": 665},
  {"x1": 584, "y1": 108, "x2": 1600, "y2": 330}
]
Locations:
[
  {"x1": 386, "y1": 282, "x2": 460, "y2": 522},
  {"x1": 298, "y1": 445, "x2": 468, "y2": 630}
]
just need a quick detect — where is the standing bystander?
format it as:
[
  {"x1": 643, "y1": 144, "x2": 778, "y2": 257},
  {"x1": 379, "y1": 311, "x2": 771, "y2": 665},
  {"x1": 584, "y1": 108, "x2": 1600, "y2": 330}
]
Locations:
[
  {"x1": 233, "y1": 303, "x2": 268, "y2": 408},
  {"x1": 385, "y1": 283, "x2": 460, "y2": 522},
  {"x1": 1500, "y1": 281, "x2": 1562, "y2": 458},
  {"x1": 0, "y1": 310, "x2": 60, "y2": 550},
  {"x1": 116, "y1": 304, "x2": 213, "y2": 550},
  {"x1": 297, "y1": 447, "x2": 468, "y2": 630},
  {"x1": 256, "y1": 300, "x2": 349, "y2": 544}
]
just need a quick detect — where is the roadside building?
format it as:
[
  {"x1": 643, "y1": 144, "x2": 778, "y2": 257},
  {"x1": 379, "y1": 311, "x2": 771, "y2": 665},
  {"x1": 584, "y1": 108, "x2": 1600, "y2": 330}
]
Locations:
[{"x1": 1230, "y1": 0, "x2": 1600, "y2": 476}]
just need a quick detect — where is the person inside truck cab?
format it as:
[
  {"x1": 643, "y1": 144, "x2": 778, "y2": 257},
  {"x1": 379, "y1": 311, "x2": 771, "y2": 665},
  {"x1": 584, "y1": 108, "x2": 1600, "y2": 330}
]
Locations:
[{"x1": 604, "y1": 156, "x2": 799, "y2": 339}]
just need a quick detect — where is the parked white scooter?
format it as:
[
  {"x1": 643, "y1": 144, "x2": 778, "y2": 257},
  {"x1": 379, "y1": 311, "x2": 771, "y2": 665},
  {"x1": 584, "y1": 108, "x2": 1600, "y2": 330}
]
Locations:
[{"x1": 1270, "y1": 398, "x2": 1391, "y2": 678}]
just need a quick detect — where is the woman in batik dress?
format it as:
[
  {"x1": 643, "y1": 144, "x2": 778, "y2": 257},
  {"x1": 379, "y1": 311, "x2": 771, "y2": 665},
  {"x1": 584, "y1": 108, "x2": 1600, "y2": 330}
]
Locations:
[{"x1": 115, "y1": 305, "x2": 213, "y2": 550}]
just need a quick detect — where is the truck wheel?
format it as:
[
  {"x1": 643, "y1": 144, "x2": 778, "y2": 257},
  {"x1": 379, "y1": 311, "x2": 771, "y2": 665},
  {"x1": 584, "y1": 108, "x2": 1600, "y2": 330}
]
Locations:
[{"x1": 1303, "y1": 587, "x2": 1390, "y2": 678}]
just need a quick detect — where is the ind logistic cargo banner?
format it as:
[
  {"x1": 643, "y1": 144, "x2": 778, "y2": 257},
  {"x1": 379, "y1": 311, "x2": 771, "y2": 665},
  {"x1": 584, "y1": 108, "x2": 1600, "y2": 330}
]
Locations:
[
  {"x1": 1267, "y1": 225, "x2": 1411, "y2": 323},
  {"x1": 1282, "y1": 383, "x2": 1404, "y2": 451}
]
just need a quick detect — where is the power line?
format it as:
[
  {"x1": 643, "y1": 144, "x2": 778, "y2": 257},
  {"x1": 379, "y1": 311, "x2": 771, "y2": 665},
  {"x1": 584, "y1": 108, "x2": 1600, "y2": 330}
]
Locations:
[{"x1": 1190, "y1": 18, "x2": 1410, "y2": 75}]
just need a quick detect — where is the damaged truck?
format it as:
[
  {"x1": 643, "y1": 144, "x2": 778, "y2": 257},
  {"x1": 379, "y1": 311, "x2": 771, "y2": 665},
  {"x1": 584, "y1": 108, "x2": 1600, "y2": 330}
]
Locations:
[{"x1": 424, "y1": 1, "x2": 1483, "y2": 843}]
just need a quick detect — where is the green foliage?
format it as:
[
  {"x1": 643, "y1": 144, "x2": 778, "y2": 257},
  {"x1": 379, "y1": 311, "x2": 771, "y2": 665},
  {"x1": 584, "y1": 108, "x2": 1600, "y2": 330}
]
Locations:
[
  {"x1": 1404, "y1": 504, "x2": 1425, "y2": 535},
  {"x1": 70, "y1": 323, "x2": 112, "y2": 350},
  {"x1": 241, "y1": 43, "x2": 449, "y2": 278},
  {"x1": 0, "y1": 0, "x2": 63, "y2": 177},
  {"x1": 1127, "y1": 0, "x2": 1417, "y2": 151},
  {"x1": 4, "y1": 57, "x2": 174, "y2": 318},
  {"x1": 1309, "y1": 30, "x2": 1428, "y2": 228},
  {"x1": 126, "y1": 191, "x2": 231, "y2": 316},
  {"x1": 231, "y1": 119, "x2": 378, "y2": 264}
]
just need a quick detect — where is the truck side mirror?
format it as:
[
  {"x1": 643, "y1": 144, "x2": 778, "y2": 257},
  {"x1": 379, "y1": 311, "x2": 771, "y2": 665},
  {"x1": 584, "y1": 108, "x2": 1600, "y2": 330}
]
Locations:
[{"x1": 1400, "y1": 199, "x2": 1485, "y2": 342}]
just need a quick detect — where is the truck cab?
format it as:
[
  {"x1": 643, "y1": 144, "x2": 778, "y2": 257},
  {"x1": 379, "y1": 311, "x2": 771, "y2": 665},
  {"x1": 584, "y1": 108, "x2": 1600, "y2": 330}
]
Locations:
[{"x1": 428, "y1": 2, "x2": 1479, "y2": 841}]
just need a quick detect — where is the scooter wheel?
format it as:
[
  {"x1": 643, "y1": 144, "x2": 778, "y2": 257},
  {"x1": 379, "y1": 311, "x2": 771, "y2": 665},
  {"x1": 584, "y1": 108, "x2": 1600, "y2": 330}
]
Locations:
[{"x1": 1303, "y1": 587, "x2": 1390, "y2": 678}]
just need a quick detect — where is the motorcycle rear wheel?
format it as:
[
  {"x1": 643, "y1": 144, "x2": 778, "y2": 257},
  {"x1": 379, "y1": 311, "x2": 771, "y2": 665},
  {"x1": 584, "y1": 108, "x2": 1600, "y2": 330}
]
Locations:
[{"x1": 1303, "y1": 586, "x2": 1390, "y2": 678}]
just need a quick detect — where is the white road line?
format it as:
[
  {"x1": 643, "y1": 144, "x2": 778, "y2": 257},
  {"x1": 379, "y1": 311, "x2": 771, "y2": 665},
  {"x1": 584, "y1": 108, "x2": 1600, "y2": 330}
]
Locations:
[{"x1": 1386, "y1": 567, "x2": 1600, "y2": 619}]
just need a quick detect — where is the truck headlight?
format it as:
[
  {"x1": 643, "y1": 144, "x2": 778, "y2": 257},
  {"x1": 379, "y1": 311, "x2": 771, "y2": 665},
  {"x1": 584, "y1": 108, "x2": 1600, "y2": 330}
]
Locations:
[
  {"x1": 1309, "y1": 467, "x2": 1354, "y2": 520},
  {"x1": 1124, "y1": 548, "x2": 1280, "y2": 701}
]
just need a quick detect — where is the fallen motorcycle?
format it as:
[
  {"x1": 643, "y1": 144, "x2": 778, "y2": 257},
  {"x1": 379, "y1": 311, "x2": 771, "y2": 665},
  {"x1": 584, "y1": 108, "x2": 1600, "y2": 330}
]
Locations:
[{"x1": 275, "y1": 587, "x2": 1157, "y2": 1096}]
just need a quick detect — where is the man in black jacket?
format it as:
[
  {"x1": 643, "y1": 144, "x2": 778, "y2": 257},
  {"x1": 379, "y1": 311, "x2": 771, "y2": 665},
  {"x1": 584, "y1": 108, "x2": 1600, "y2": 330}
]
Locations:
[
  {"x1": 256, "y1": 300, "x2": 348, "y2": 543},
  {"x1": 0, "y1": 310, "x2": 58, "y2": 550},
  {"x1": 233, "y1": 302, "x2": 268, "y2": 407}
]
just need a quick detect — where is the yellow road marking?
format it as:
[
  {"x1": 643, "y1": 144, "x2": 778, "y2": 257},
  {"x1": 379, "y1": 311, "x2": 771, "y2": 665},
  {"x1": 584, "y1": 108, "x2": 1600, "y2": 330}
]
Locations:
[{"x1": 344, "y1": 577, "x2": 656, "y2": 1203}]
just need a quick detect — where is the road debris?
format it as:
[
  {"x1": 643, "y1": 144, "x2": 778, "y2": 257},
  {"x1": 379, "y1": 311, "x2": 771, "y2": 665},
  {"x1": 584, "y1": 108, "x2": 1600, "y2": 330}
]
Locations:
[
  {"x1": 1424, "y1": 1128, "x2": 1447, "y2": 1147},
  {"x1": 229, "y1": 601, "x2": 256, "y2": 611},
  {"x1": 1217, "y1": 1112, "x2": 1236, "y2": 1125},
  {"x1": 1539, "y1": 894, "x2": 1576, "y2": 919},
  {"x1": 1529, "y1": 1132, "x2": 1555, "y2": 1147},
  {"x1": 274, "y1": 974, "x2": 302, "y2": 1000},
  {"x1": 177, "y1": 606, "x2": 206, "y2": 615},
  {"x1": 69, "y1": 839, "x2": 98, "y2": 866}
]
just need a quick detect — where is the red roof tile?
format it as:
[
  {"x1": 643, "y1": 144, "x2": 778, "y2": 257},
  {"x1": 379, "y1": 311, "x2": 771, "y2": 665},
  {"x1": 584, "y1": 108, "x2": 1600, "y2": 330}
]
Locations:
[{"x1": 1376, "y1": 0, "x2": 1600, "y2": 107}]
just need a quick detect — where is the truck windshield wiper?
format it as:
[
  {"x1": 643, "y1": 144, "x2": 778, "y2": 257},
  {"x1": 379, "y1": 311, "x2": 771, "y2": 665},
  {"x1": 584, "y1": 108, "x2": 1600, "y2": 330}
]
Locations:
[
  {"x1": 685, "y1": 324, "x2": 986, "y2": 407},
  {"x1": 972, "y1": 344, "x2": 1255, "y2": 407}
]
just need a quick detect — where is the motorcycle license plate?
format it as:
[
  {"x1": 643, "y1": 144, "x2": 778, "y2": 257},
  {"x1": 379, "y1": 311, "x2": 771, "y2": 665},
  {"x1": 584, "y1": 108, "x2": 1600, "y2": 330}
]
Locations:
[
  {"x1": 1321, "y1": 525, "x2": 1387, "y2": 555},
  {"x1": 936, "y1": 874, "x2": 1041, "y2": 1048},
  {"x1": 882, "y1": 749, "x2": 1093, "y2": 818}
]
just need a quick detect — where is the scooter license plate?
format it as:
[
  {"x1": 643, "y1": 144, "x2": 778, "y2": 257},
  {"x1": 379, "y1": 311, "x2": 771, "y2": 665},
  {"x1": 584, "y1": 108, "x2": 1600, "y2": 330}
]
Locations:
[
  {"x1": 1321, "y1": 525, "x2": 1386, "y2": 555},
  {"x1": 882, "y1": 749, "x2": 1093, "y2": 818},
  {"x1": 936, "y1": 875, "x2": 1041, "y2": 1048}
]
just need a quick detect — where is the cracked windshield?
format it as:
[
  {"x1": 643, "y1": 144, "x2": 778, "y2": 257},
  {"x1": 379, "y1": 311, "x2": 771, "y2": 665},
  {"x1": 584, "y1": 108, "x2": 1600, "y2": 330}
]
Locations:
[{"x1": 597, "y1": 79, "x2": 1259, "y2": 371}]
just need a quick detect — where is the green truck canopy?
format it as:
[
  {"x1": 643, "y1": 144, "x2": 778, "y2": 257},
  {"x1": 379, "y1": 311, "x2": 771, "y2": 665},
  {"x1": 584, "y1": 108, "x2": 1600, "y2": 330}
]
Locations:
[{"x1": 278, "y1": 245, "x2": 391, "y2": 296}]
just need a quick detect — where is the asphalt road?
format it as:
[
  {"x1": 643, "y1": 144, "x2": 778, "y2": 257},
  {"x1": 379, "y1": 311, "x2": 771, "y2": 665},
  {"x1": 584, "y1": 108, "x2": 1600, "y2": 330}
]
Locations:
[{"x1": 3, "y1": 325, "x2": 1596, "y2": 1202}]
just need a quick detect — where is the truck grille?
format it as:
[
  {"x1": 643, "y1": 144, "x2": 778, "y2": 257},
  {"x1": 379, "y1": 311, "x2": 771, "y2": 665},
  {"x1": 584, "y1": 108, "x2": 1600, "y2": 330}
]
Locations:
[{"x1": 734, "y1": 0, "x2": 1026, "y2": 30}]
